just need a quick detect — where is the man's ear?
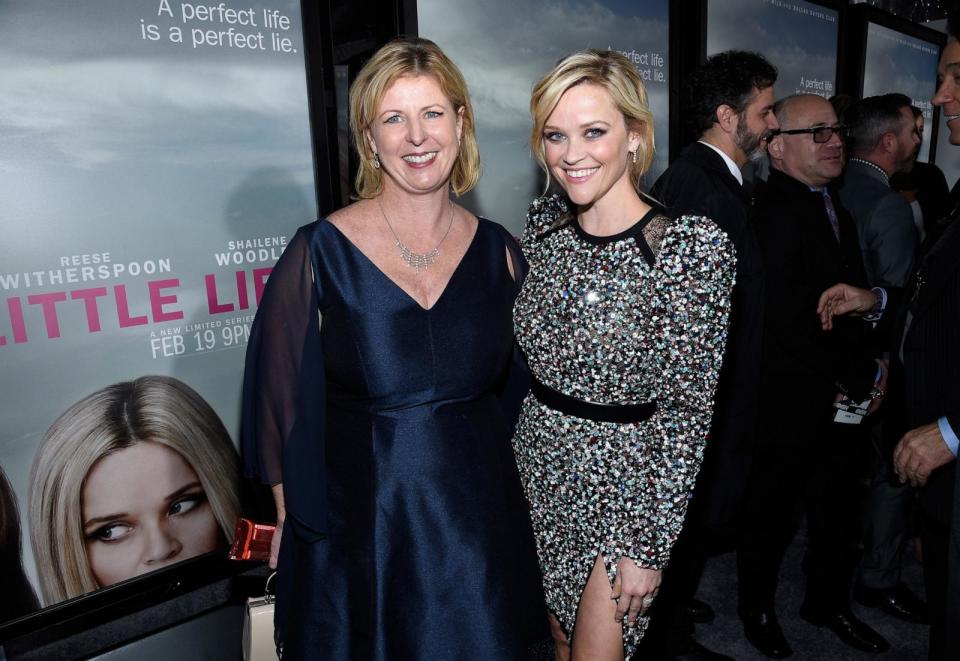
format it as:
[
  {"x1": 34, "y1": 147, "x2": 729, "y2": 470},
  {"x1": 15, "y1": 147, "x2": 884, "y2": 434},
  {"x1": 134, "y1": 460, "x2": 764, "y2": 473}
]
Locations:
[
  {"x1": 716, "y1": 104, "x2": 738, "y2": 135},
  {"x1": 767, "y1": 134, "x2": 785, "y2": 160},
  {"x1": 880, "y1": 131, "x2": 897, "y2": 154}
]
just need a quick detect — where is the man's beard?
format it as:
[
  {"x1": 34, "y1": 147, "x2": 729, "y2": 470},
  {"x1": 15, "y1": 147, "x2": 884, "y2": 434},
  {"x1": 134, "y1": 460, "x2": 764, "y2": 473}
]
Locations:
[
  {"x1": 900, "y1": 153, "x2": 917, "y2": 174},
  {"x1": 896, "y1": 139, "x2": 919, "y2": 175},
  {"x1": 735, "y1": 117, "x2": 767, "y2": 163}
]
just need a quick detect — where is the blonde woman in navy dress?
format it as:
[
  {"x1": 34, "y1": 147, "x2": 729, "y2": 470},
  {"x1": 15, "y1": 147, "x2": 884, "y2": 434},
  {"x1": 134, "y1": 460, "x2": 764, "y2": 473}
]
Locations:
[
  {"x1": 512, "y1": 50, "x2": 737, "y2": 660},
  {"x1": 243, "y1": 38, "x2": 543, "y2": 660}
]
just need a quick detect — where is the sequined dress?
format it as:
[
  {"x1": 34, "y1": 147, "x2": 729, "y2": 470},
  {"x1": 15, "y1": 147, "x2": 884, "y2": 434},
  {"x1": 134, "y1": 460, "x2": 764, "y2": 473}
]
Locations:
[{"x1": 512, "y1": 195, "x2": 736, "y2": 653}]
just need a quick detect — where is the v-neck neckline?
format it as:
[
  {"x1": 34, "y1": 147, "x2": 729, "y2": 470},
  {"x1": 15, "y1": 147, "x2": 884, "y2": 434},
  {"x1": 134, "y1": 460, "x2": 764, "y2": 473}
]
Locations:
[{"x1": 325, "y1": 217, "x2": 482, "y2": 312}]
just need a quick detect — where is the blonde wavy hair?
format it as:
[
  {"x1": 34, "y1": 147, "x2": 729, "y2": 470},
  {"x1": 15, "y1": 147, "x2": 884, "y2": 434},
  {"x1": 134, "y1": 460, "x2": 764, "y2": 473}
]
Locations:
[
  {"x1": 530, "y1": 49, "x2": 655, "y2": 192},
  {"x1": 29, "y1": 376, "x2": 240, "y2": 605},
  {"x1": 349, "y1": 37, "x2": 481, "y2": 198}
]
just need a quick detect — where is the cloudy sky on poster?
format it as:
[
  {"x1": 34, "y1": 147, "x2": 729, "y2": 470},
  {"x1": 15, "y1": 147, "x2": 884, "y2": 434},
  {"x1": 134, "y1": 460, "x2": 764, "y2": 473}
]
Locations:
[
  {"x1": 708, "y1": 0, "x2": 839, "y2": 100},
  {"x1": 0, "y1": 0, "x2": 316, "y2": 602},
  {"x1": 418, "y1": 0, "x2": 670, "y2": 236}
]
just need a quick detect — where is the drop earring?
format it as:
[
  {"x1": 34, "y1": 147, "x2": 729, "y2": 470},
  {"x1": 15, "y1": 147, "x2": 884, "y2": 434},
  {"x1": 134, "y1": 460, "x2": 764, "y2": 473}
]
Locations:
[{"x1": 373, "y1": 153, "x2": 381, "y2": 169}]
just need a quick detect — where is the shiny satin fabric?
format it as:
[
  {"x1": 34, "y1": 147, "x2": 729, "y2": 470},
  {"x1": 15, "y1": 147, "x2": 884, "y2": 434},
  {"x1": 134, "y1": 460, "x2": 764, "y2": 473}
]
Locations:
[{"x1": 244, "y1": 218, "x2": 544, "y2": 660}]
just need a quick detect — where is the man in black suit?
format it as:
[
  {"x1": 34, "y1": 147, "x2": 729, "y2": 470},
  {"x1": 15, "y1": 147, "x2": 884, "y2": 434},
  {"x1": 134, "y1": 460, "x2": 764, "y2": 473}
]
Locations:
[
  {"x1": 817, "y1": 22, "x2": 960, "y2": 659},
  {"x1": 737, "y1": 93, "x2": 889, "y2": 658},
  {"x1": 641, "y1": 50, "x2": 778, "y2": 661}
]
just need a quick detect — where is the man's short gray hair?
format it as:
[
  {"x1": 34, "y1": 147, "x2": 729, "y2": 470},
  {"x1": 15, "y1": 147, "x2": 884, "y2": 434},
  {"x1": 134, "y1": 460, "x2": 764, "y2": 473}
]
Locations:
[{"x1": 845, "y1": 94, "x2": 912, "y2": 157}]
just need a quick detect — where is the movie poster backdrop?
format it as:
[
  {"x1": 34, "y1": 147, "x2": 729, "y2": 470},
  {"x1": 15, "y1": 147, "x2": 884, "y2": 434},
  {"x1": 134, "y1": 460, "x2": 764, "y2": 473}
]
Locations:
[
  {"x1": 417, "y1": 0, "x2": 670, "y2": 237},
  {"x1": 862, "y1": 22, "x2": 941, "y2": 163},
  {"x1": 0, "y1": 0, "x2": 316, "y2": 618},
  {"x1": 707, "y1": 0, "x2": 840, "y2": 101}
]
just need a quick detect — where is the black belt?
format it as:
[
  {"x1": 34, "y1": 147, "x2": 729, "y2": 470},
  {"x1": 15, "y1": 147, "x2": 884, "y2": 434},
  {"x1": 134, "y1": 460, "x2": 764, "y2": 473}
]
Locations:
[{"x1": 530, "y1": 378, "x2": 657, "y2": 424}]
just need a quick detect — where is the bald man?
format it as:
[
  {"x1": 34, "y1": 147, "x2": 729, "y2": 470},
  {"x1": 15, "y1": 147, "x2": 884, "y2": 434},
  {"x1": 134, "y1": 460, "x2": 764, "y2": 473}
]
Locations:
[{"x1": 736, "y1": 94, "x2": 888, "y2": 658}]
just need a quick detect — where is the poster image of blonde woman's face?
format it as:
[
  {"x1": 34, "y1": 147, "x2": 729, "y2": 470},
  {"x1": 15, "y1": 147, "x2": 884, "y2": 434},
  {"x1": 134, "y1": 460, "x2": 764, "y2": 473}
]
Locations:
[{"x1": 80, "y1": 441, "x2": 222, "y2": 587}]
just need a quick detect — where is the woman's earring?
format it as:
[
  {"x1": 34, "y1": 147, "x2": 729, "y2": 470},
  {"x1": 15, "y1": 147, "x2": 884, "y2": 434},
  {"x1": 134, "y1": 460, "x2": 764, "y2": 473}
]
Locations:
[
  {"x1": 631, "y1": 149, "x2": 638, "y2": 165},
  {"x1": 373, "y1": 153, "x2": 381, "y2": 169}
]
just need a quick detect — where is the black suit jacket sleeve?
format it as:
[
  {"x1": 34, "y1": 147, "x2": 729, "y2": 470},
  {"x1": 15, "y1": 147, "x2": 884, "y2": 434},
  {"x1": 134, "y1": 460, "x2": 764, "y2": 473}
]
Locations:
[
  {"x1": 896, "y1": 220, "x2": 960, "y2": 525},
  {"x1": 871, "y1": 286, "x2": 905, "y2": 353}
]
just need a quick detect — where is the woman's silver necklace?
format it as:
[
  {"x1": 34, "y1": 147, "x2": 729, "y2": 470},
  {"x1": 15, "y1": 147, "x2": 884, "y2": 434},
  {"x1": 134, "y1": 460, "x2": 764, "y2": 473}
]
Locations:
[{"x1": 378, "y1": 198, "x2": 455, "y2": 274}]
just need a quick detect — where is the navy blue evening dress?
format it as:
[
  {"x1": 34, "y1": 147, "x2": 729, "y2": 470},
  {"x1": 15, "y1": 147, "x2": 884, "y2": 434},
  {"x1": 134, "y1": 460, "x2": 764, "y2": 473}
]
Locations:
[{"x1": 242, "y1": 217, "x2": 544, "y2": 660}]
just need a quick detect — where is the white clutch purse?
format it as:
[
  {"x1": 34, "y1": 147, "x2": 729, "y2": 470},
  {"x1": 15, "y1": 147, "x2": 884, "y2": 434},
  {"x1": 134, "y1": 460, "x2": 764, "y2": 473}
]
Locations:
[{"x1": 242, "y1": 572, "x2": 281, "y2": 661}]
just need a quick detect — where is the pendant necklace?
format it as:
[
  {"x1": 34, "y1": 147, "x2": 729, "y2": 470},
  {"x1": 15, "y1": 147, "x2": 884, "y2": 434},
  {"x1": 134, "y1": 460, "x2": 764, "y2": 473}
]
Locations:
[{"x1": 378, "y1": 197, "x2": 455, "y2": 274}]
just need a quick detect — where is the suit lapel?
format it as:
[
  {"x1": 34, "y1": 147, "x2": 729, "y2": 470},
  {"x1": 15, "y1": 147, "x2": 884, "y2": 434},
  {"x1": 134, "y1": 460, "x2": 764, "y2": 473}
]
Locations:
[
  {"x1": 911, "y1": 219, "x2": 960, "y2": 322},
  {"x1": 768, "y1": 171, "x2": 844, "y2": 262}
]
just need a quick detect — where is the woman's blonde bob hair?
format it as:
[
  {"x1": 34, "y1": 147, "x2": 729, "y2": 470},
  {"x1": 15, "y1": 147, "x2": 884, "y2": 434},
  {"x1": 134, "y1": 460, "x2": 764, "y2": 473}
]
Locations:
[
  {"x1": 530, "y1": 49, "x2": 655, "y2": 192},
  {"x1": 349, "y1": 37, "x2": 481, "y2": 198},
  {"x1": 29, "y1": 375, "x2": 240, "y2": 605}
]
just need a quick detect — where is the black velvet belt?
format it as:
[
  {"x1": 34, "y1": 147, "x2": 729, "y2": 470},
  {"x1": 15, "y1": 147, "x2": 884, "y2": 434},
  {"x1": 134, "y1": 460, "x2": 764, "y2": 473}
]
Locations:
[{"x1": 530, "y1": 378, "x2": 657, "y2": 424}]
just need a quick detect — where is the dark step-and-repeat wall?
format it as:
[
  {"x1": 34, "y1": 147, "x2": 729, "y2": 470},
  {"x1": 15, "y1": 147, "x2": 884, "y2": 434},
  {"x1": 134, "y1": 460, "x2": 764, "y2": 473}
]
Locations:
[{"x1": 0, "y1": 0, "x2": 948, "y2": 657}]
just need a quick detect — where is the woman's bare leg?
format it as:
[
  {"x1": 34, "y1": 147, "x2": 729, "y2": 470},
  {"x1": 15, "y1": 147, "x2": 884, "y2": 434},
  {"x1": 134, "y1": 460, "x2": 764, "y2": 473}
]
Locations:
[
  {"x1": 547, "y1": 612, "x2": 571, "y2": 661},
  {"x1": 570, "y1": 555, "x2": 625, "y2": 661}
]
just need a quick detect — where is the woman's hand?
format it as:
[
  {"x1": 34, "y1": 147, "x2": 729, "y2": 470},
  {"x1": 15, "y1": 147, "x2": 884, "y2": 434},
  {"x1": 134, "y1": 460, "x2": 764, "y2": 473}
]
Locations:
[
  {"x1": 612, "y1": 557, "x2": 661, "y2": 626},
  {"x1": 270, "y1": 483, "x2": 285, "y2": 569}
]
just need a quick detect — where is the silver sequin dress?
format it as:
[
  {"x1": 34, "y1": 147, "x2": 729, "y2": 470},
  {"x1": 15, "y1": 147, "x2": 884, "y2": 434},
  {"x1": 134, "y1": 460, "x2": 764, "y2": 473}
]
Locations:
[{"x1": 512, "y1": 195, "x2": 736, "y2": 654}]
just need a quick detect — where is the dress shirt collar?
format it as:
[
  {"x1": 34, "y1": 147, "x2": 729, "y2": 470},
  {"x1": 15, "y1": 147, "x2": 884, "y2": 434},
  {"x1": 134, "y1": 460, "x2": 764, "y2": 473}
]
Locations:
[{"x1": 698, "y1": 140, "x2": 743, "y2": 186}]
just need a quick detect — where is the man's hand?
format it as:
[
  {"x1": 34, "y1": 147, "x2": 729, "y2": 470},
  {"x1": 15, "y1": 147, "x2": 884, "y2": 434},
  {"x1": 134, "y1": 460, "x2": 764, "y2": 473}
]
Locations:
[
  {"x1": 817, "y1": 283, "x2": 877, "y2": 330},
  {"x1": 893, "y1": 422, "x2": 956, "y2": 487}
]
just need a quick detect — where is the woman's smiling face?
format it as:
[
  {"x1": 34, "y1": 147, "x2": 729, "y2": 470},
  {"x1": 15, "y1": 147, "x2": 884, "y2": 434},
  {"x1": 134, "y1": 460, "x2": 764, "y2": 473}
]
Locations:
[
  {"x1": 542, "y1": 82, "x2": 639, "y2": 208},
  {"x1": 81, "y1": 440, "x2": 221, "y2": 588},
  {"x1": 366, "y1": 74, "x2": 464, "y2": 196}
]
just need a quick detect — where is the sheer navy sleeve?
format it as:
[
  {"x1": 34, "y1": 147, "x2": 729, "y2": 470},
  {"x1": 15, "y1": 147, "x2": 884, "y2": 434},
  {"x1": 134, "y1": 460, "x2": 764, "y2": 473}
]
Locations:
[
  {"x1": 490, "y1": 223, "x2": 530, "y2": 432},
  {"x1": 241, "y1": 225, "x2": 327, "y2": 537}
]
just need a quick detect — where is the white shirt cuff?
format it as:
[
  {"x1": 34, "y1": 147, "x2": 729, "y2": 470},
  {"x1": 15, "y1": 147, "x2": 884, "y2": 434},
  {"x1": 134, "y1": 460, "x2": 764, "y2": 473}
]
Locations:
[
  {"x1": 863, "y1": 287, "x2": 887, "y2": 322},
  {"x1": 938, "y1": 416, "x2": 959, "y2": 457}
]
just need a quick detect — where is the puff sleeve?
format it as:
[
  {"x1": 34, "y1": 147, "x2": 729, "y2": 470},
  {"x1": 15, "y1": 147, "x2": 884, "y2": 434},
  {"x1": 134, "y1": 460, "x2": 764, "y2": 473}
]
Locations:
[{"x1": 625, "y1": 216, "x2": 736, "y2": 569}]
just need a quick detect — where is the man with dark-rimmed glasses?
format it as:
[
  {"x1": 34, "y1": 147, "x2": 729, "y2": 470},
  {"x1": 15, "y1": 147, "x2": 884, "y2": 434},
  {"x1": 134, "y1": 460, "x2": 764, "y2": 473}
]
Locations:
[
  {"x1": 774, "y1": 123, "x2": 848, "y2": 142},
  {"x1": 737, "y1": 93, "x2": 889, "y2": 658}
]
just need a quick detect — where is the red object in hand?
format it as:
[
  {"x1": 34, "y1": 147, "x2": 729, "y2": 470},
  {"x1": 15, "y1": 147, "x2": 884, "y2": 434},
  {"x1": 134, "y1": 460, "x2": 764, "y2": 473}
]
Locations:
[{"x1": 228, "y1": 518, "x2": 277, "y2": 562}]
